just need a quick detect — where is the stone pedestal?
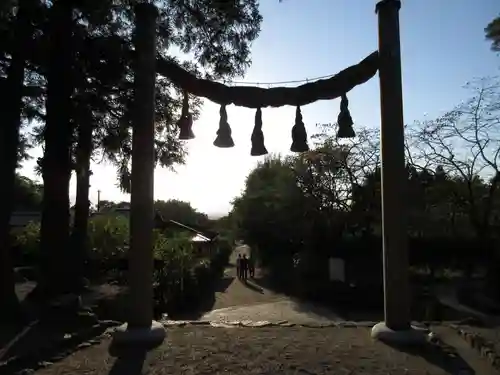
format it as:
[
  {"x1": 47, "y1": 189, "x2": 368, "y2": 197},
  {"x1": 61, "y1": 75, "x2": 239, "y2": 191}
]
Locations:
[
  {"x1": 111, "y1": 321, "x2": 166, "y2": 348},
  {"x1": 371, "y1": 322, "x2": 427, "y2": 345}
]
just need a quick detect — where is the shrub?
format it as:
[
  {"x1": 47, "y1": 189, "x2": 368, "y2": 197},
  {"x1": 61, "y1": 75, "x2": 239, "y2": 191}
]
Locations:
[
  {"x1": 10, "y1": 212, "x2": 233, "y2": 316},
  {"x1": 153, "y1": 232, "x2": 197, "y2": 312},
  {"x1": 209, "y1": 236, "x2": 232, "y2": 274},
  {"x1": 88, "y1": 214, "x2": 129, "y2": 261},
  {"x1": 12, "y1": 221, "x2": 40, "y2": 264},
  {"x1": 153, "y1": 233, "x2": 233, "y2": 315}
]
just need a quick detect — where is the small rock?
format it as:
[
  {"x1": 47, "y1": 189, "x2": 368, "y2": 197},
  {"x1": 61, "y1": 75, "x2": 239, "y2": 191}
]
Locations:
[
  {"x1": 210, "y1": 322, "x2": 235, "y2": 328},
  {"x1": 427, "y1": 331, "x2": 439, "y2": 343},
  {"x1": 162, "y1": 320, "x2": 180, "y2": 326},
  {"x1": 248, "y1": 321, "x2": 272, "y2": 327}
]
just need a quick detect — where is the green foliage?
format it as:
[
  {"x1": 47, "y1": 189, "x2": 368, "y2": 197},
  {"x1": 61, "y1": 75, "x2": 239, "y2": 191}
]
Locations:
[
  {"x1": 1, "y1": 0, "x2": 264, "y2": 192},
  {"x1": 154, "y1": 232, "x2": 194, "y2": 267},
  {"x1": 10, "y1": 206, "x2": 231, "y2": 314},
  {"x1": 485, "y1": 15, "x2": 500, "y2": 52},
  {"x1": 154, "y1": 199, "x2": 210, "y2": 230},
  {"x1": 88, "y1": 214, "x2": 129, "y2": 260},
  {"x1": 12, "y1": 221, "x2": 40, "y2": 258},
  {"x1": 13, "y1": 174, "x2": 43, "y2": 211},
  {"x1": 153, "y1": 232, "x2": 196, "y2": 310},
  {"x1": 231, "y1": 80, "x2": 500, "y2": 298}
]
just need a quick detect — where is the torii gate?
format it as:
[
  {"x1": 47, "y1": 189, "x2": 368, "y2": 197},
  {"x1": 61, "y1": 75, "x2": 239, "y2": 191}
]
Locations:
[{"x1": 112, "y1": 0, "x2": 425, "y2": 347}]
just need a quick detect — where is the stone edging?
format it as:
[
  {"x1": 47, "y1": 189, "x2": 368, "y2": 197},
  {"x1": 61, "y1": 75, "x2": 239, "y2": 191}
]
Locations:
[
  {"x1": 449, "y1": 324, "x2": 500, "y2": 370},
  {"x1": 160, "y1": 319, "x2": 444, "y2": 330},
  {"x1": 162, "y1": 319, "x2": 375, "y2": 328}
]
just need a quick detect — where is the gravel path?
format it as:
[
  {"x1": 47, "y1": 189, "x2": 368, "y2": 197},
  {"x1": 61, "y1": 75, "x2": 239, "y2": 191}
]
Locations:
[{"x1": 33, "y1": 326, "x2": 471, "y2": 375}]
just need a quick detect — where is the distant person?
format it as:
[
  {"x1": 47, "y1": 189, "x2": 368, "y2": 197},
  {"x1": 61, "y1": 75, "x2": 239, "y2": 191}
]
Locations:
[
  {"x1": 241, "y1": 254, "x2": 249, "y2": 280},
  {"x1": 236, "y1": 254, "x2": 242, "y2": 279}
]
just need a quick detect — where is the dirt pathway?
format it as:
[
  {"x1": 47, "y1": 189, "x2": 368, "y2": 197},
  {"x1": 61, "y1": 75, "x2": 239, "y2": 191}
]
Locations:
[
  {"x1": 209, "y1": 246, "x2": 286, "y2": 311},
  {"x1": 199, "y1": 246, "x2": 342, "y2": 324}
]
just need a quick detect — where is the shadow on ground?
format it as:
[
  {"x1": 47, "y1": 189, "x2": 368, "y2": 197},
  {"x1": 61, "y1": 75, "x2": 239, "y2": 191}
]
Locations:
[
  {"x1": 250, "y1": 270, "x2": 475, "y2": 323},
  {"x1": 248, "y1": 273, "x2": 370, "y2": 321},
  {"x1": 169, "y1": 276, "x2": 235, "y2": 320},
  {"x1": 383, "y1": 340, "x2": 475, "y2": 375},
  {"x1": 0, "y1": 282, "x2": 128, "y2": 375},
  {"x1": 240, "y1": 279, "x2": 264, "y2": 294},
  {"x1": 108, "y1": 353, "x2": 147, "y2": 375},
  {"x1": 107, "y1": 345, "x2": 150, "y2": 375},
  {"x1": 0, "y1": 311, "x2": 117, "y2": 375}
]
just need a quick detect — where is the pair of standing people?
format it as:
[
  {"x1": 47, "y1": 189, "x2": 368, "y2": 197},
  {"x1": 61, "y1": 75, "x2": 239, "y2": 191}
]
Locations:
[{"x1": 236, "y1": 254, "x2": 254, "y2": 280}]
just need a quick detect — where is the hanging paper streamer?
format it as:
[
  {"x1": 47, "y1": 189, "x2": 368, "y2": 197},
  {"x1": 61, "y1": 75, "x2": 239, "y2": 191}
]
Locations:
[
  {"x1": 177, "y1": 91, "x2": 195, "y2": 140},
  {"x1": 290, "y1": 106, "x2": 309, "y2": 152},
  {"x1": 213, "y1": 104, "x2": 235, "y2": 148},
  {"x1": 337, "y1": 94, "x2": 355, "y2": 138},
  {"x1": 251, "y1": 108, "x2": 268, "y2": 156}
]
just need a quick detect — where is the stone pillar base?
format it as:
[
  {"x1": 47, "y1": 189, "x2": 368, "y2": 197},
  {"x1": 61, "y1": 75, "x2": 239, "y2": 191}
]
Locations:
[
  {"x1": 111, "y1": 321, "x2": 166, "y2": 349},
  {"x1": 371, "y1": 321, "x2": 427, "y2": 345}
]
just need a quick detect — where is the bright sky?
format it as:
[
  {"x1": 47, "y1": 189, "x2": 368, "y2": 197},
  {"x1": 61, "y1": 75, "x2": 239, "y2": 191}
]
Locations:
[{"x1": 20, "y1": 0, "x2": 500, "y2": 218}]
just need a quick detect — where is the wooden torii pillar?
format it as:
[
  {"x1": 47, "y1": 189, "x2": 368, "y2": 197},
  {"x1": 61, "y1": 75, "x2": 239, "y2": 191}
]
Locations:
[
  {"x1": 371, "y1": 0, "x2": 425, "y2": 343},
  {"x1": 111, "y1": 3, "x2": 166, "y2": 348}
]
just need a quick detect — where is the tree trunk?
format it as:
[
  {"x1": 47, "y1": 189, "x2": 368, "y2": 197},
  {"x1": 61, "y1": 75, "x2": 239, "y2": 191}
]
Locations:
[
  {"x1": 0, "y1": 0, "x2": 36, "y2": 322},
  {"x1": 70, "y1": 121, "x2": 93, "y2": 290},
  {"x1": 38, "y1": 0, "x2": 75, "y2": 297}
]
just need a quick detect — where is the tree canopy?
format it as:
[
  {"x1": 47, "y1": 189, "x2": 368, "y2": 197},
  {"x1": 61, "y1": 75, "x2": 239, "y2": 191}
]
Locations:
[
  {"x1": 229, "y1": 77, "x2": 500, "y2": 293},
  {"x1": 0, "y1": 0, "x2": 264, "y2": 317},
  {"x1": 485, "y1": 14, "x2": 500, "y2": 52}
]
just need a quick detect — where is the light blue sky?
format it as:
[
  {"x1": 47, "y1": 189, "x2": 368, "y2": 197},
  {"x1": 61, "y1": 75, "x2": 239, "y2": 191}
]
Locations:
[{"x1": 20, "y1": 0, "x2": 500, "y2": 217}]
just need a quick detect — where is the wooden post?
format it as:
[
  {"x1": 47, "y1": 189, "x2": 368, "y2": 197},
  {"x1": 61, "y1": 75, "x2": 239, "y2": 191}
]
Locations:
[
  {"x1": 128, "y1": 2, "x2": 157, "y2": 328},
  {"x1": 371, "y1": 0, "x2": 417, "y2": 340},
  {"x1": 112, "y1": 3, "x2": 165, "y2": 347}
]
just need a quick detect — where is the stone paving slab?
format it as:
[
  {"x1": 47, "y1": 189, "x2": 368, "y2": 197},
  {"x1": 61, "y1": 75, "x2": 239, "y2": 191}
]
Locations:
[{"x1": 449, "y1": 323, "x2": 500, "y2": 371}]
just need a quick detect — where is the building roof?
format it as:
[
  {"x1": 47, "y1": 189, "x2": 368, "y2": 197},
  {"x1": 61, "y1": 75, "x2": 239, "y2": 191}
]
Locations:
[
  {"x1": 97, "y1": 207, "x2": 217, "y2": 243},
  {"x1": 10, "y1": 211, "x2": 41, "y2": 227}
]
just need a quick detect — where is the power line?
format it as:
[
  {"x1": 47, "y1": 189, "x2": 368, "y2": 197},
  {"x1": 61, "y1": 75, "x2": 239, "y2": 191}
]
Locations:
[{"x1": 220, "y1": 73, "x2": 336, "y2": 87}]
